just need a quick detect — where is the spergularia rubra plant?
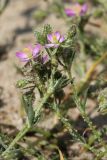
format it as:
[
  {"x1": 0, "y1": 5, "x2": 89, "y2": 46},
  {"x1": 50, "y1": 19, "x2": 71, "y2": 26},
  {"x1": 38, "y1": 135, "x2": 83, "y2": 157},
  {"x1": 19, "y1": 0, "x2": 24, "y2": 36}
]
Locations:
[{"x1": 2, "y1": 23, "x2": 107, "y2": 160}]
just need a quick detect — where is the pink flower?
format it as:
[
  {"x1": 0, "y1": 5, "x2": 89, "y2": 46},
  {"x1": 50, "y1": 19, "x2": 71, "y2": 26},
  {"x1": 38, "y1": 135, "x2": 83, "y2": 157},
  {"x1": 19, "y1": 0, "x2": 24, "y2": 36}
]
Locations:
[
  {"x1": 65, "y1": 3, "x2": 88, "y2": 17},
  {"x1": 16, "y1": 44, "x2": 41, "y2": 62},
  {"x1": 45, "y1": 31, "x2": 65, "y2": 48}
]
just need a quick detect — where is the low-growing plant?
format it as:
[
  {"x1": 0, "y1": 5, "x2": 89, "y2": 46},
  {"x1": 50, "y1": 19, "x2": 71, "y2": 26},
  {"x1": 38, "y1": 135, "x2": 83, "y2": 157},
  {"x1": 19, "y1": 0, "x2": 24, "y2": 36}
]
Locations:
[
  {"x1": 1, "y1": 1, "x2": 107, "y2": 159},
  {"x1": 0, "y1": 23, "x2": 107, "y2": 159}
]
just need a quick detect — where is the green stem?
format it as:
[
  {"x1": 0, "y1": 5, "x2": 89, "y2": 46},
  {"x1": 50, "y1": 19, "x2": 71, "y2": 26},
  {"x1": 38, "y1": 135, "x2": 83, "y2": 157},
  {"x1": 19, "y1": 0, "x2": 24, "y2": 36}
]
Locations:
[
  {"x1": 54, "y1": 108, "x2": 101, "y2": 158},
  {"x1": 73, "y1": 86, "x2": 107, "y2": 159},
  {"x1": 2, "y1": 85, "x2": 55, "y2": 157},
  {"x1": 66, "y1": 69, "x2": 107, "y2": 159},
  {"x1": 2, "y1": 124, "x2": 30, "y2": 157},
  {"x1": 67, "y1": 65, "x2": 106, "y2": 142},
  {"x1": 57, "y1": 110, "x2": 85, "y2": 142},
  {"x1": 74, "y1": 92, "x2": 101, "y2": 140}
]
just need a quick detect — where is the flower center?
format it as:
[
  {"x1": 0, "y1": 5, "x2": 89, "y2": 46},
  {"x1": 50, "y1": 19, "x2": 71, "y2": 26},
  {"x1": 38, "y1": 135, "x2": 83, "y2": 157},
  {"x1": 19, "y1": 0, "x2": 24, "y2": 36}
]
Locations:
[
  {"x1": 71, "y1": 4, "x2": 81, "y2": 15},
  {"x1": 23, "y1": 48, "x2": 32, "y2": 58},
  {"x1": 53, "y1": 35, "x2": 58, "y2": 43}
]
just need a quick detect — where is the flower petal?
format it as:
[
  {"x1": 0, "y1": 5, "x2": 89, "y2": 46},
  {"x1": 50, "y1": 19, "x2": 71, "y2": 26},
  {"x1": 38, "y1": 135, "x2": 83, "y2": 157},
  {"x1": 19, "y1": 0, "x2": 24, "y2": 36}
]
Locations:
[
  {"x1": 65, "y1": 9, "x2": 75, "y2": 17},
  {"x1": 54, "y1": 31, "x2": 61, "y2": 41},
  {"x1": 16, "y1": 52, "x2": 29, "y2": 62},
  {"x1": 47, "y1": 34, "x2": 53, "y2": 42},
  {"x1": 33, "y1": 44, "x2": 41, "y2": 57},
  {"x1": 54, "y1": 44, "x2": 59, "y2": 48},
  {"x1": 81, "y1": 3, "x2": 88, "y2": 14},
  {"x1": 59, "y1": 36, "x2": 65, "y2": 43},
  {"x1": 45, "y1": 43, "x2": 56, "y2": 48},
  {"x1": 42, "y1": 54, "x2": 49, "y2": 64},
  {"x1": 27, "y1": 45, "x2": 33, "y2": 52}
]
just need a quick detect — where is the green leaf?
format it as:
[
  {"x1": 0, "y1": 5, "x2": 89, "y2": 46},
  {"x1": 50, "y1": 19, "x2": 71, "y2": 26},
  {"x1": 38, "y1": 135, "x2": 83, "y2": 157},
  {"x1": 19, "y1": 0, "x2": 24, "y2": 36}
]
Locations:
[
  {"x1": 22, "y1": 95, "x2": 35, "y2": 126},
  {"x1": 98, "y1": 88, "x2": 107, "y2": 115},
  {"x1": 16, "y1": 79, "x2": 29, "y2": 88},
  {"x1": 81, "y1": 88, "x2": 88, "y2": 112},
  {"x1": 34, "y1": 24, "x2": 52, "y2": 45}
]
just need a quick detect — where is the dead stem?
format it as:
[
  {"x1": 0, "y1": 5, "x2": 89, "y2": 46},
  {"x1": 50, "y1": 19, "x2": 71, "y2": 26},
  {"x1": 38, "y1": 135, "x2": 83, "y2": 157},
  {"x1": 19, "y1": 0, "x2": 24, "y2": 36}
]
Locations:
[{"x1": 78, "y1": 52, "x2": 107, "y2": 94}]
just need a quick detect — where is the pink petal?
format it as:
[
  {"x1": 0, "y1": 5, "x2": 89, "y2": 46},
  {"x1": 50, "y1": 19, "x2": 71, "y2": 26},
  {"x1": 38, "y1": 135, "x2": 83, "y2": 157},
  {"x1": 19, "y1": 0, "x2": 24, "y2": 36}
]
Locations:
[
  {"x1": 33, "y1": 44, "x2": 41, "y2": 57},
  {"x1": 27, "y1": 45, "x2": 33, "y2": 52},
  {"x1": 42, "y1": 54, "x2": 49, "y2": 64},
  {"x1": 59, "y1": 36, "x2": 65, "y2": 43},
  {"x1": 47, "y1": 34, "x2": 53, "y2": 42},
  {"x1": 54, "y1": 31, "x2": 61, "y2": 41},
  {"x1": 16, "y1": 52, "x2": 29, "y2": 62},
  {"x1": 45, "y1": 43, "x2": 56, "y2": 48},
  {"x1": 81, "y1": 3, "x2": 88, "y2": 14},
  {"x1": 75, "y1": 3, "x2": 81, "y2": 7},
  {"x1": 54, "y1": 44, "x2": 59, "y2": 48},
  {"x1": 65, "y1": 9, "x2": 75, "y2": 17}
]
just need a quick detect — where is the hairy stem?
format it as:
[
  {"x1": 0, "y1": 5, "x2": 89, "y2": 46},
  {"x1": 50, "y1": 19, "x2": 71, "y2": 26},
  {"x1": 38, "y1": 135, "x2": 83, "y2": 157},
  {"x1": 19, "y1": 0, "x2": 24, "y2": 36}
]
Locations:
[
  {"x1": 66, "y1": 60, "x2": 107, "y2": 159},
  {"x1": 73, "y1": 86, "x2": 107, "y2": 159},
  {"x1": 2, "y1": 86, "x2": 55, "y2": 157},
  {"x1": 2, "y1": 124, "x2": 29, "y2": 157},
  {"x1": 54, "y1": 108, "x2": 101, "y2": 158}
]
